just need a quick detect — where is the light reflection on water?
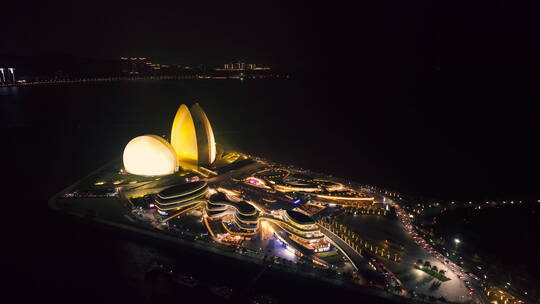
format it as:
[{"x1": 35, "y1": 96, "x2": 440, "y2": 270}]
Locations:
[{"x1": 0, "y1": 86, "x2": 19, "y2": 96}]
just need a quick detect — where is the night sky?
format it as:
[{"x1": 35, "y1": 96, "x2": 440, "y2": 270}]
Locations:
[
  {"x1": 3, "y1": 0, "x2": 540, "y2": 200},
  {"x1": 5, "y1": 1, "x2": 538, "y2": 67}
]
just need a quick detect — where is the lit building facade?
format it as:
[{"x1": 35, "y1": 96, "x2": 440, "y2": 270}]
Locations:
[
  {"x1": 264, "y1": 210, "x2": 330, "y2": 253},
  {"x1": 123, "y1": 135, "x2": 178, "y2": 176},
  {"x1": 190, "y1": 103, "x2": 217, "y2": 165},
  {"x1": 123, "y1": 103, "x2": 218, "y2": 175},
  {"x1": 171, "y1": 104, "x2": 199, "y2": 169},
  {"x1": 8, "y1": 68, "x2": 15, "y2": 83},
  {"x1": 251, "y1": 168, "x2": 375, "y2": 205},
  {"x1": 0, "y1": 68, "x2": 15, "y2": 84},
  {"x1": 219, "y1": 62, "x2": 270, "y2": 71},
  {"x1": 205, "y1": 192, "x2": 259, "y2": 236},
  {"x1": 120, "y1": 57, "x2": 151, "y2": 75},
  {"x1": 153, "y1": 181, "x2": 208, "y2": 212}
]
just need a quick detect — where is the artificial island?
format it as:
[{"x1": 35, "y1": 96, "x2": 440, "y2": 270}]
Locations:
[{"x1": 49, "y1": 104, "x2": 530, "y2": 304}]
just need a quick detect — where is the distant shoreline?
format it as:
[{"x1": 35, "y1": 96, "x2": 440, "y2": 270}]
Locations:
[{"x1": 0, "y1": 74, "x2": 289, "y2": 87}]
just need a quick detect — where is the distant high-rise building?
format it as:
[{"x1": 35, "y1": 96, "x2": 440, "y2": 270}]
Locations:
[
  {"x1": 0, "y1": 68, "x2": 5, "y2": 84},
  {"x1": 121, "y1": 57, "x2": 152, "y2": 75},
  {"x1": 219, "y1": 62, "x2": 270, "y2": 71},
  {"x1": 8, "y1": 68, "x2": 15, "y2": 84}
]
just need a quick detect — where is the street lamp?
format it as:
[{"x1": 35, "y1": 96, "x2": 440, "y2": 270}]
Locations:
[{"x1": 454, "y1": 238, "x2": 461, "y2": 250}]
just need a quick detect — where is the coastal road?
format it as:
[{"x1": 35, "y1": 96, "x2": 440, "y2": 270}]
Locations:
[
  {"x1": 318, "y1": 225, "x2": 389, "y2": 287},
  {"x1": 318, "y1": 225, "x2": 364, "y2": 271},
  {"x1": 338, "y1": 205, "x2": 473, "y2": 303}
]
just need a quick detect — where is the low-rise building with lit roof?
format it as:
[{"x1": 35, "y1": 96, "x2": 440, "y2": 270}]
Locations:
[
  {"x1": 153, "y1": 181, "x2": 208, "y2": 212},
  {"x1": 205, "y1": 192, "x2": 259, "y2": 236}
]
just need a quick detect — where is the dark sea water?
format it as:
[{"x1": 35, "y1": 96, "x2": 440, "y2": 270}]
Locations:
[
  {"x1": 3, "y1": 79, "x2": 539, "y2": 201},
  {"x1": 1, "y1": 79, "x2": 538, "y2": 302}
]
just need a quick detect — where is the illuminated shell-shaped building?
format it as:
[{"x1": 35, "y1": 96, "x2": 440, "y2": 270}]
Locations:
[
  {"x1": 190, "y1": 103, "x2": 216, "y2": 166},
  {"x1": 123, "y1": 135, "x2": 178, "y2": 176},
  {"x1": 170, "y1": 103, "x2": 217, "y2": 169},
  {"x1": 171, "y1": 104, "x2": 199, "y2": 169},
  {"x1": 123, "y1": 103, "x2": 218, "y2": 175}
]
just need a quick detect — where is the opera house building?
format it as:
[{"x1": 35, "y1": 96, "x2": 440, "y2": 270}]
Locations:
[
  {"x1": 52, "y1": 100, "x2": 395, "y2": 289},
  {"x1": 123, "y1": 103, "x2": 217, "y2": 176},
  {"x1": 123, "y1": 135, "x2": 178, "y2": 176}
]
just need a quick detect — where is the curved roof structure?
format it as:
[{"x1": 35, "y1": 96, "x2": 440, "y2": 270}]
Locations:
[
  {"x1": 158, "y1": 181, "x2": 207, "y2": 199},
  {"x1": 285, "y1": 210, "x2": 315, "y2": 225},
  {"x1": 123, "y1": 135, "x2": 178, "y2": 176},
  {"x1": 209, "y1": 193, "x2": 257, "y2": 216},
  {"x1": 190, "y1": 103, "x2": 216, "y2": 165},
  {"x1": 171, "y1": 104, "x2": 198, "y2": 169},
  {"x1": 154, "y1": 181, "x2": 208, "y2": 211}
]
